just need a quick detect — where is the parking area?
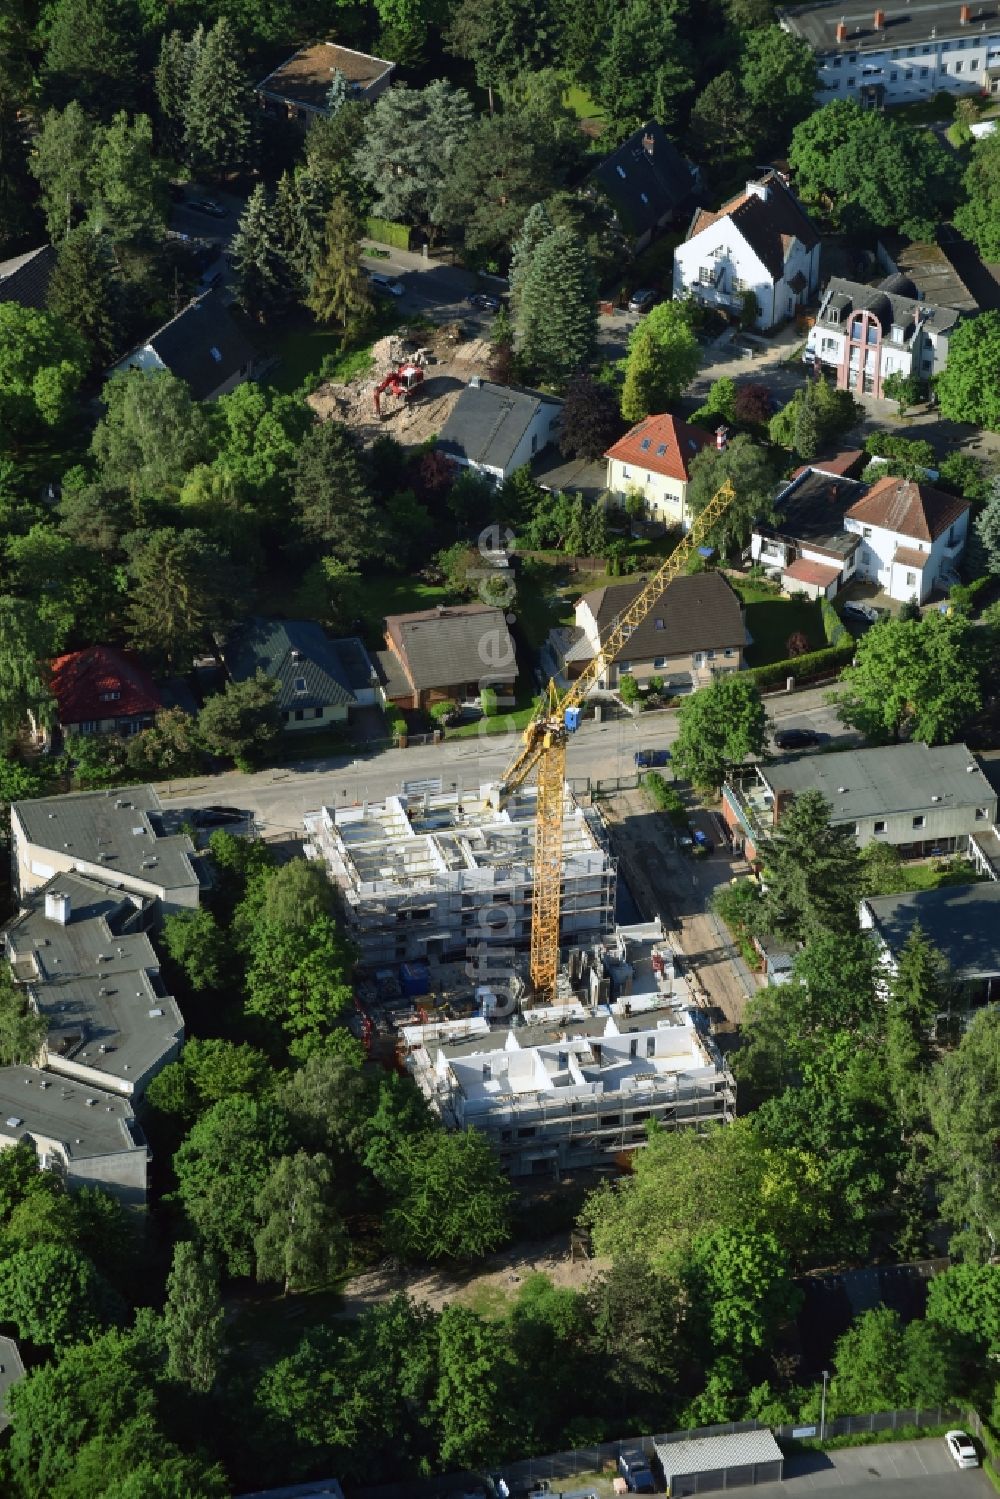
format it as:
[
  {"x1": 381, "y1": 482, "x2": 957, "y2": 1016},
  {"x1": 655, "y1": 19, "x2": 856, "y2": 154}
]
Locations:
[{"x1": 748, "y1": 1437, "x2": 992, "y2": 1496}]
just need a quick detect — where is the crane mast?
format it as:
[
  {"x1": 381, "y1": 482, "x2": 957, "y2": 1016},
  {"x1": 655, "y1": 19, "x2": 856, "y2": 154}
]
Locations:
[{"x1": 495, "y1": 479, "x2": 739, "y2": 1000}]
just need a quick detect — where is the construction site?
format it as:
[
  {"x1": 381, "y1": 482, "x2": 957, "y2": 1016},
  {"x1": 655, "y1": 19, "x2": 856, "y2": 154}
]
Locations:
[{"x1": 306, "y1": 324, "x2": 492, "y2": 446}]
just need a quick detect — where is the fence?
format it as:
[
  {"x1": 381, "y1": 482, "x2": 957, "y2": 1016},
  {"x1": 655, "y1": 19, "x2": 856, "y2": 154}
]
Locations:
[{"x1": 352, "y1": 1406, "x2": 966, "y2": 1499}]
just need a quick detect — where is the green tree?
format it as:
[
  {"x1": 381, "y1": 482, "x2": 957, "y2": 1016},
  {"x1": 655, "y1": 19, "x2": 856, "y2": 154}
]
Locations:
[
  {"x1": 837, "y1": 612, "x2": 982, "y2": 745},
  {"x1": 788, "y1": 99, "x2": 954, "y2": 239},
  {"x1": 0, "y1": 1139, "x2": 60, "y2": 1224},
  {"x1": 883, "y1": 370, "x2": 924, "y2": 417},
  {"x1": 211, "y1": 382, "x2": 311, "y2": 519},
  {"x1": 0, "y1": 1243, "x2": 118, "y2": 1348},
  {"x1": 587, "y1": 1257, "x2": 684, "y2": 1411},
  {"x1": 433, "y1": 1304, "x2": 519, "y2": 1468},
  {"x1": 172, "y1": 1095, "x2": 291, "y2": 1276},
  {"x1": 935, "y1": 311, "x2": 1000, "y2": 430},
  {"x1": 354, "y1": 80, "x2": 476, "y2": 237},
  {"x1": 740, "y1": 26, "x2": 818, "y2": 142},
  {"x1": 977, "y1": 478, "x2": 1000, "y2": 575},
  {"x1": 620, "y1": 299, "x2": 700, "y2": 421},
  {"x1": 437, "y1": 110, "x2": 564, "y2": 259},
  {"x1": 509, "y1": 201, "x2": 554, "y2": 315},
  {"x1": 760, "y1": 788, "x2": 862, "y2": 942},
  {"x1": 0, "y1": 597, "x2": 57, "y2": 741},
  {"x1": 688, "y1": 72, "x2": 754, "y2": 166},
  {"x1": 0, "y1": 303, "x2": 88, "y2": 448},
  {"x1": 244, "y1": 915, "x2": 354, "y2": 1059},
  {"x1": 830, "y1": 1306, "x2": 956, "y2": 1416},
  {"x1": 560, "y1": 371, "x2": 622, "y2": 460},
  {"x1": 126, "y1": 707, "x2": 204, "y2": 779},
  {"x1": 447, "y1": 0, "x2": 560, "y2": 91},
  {"x1": 125, "y1": 528, "x2": 234, "y2": 670},
  {"x1": 159, "y1": 908, "x2": 231, "y2": 995},
  {"x1": 789, "y1": 931, "x2": 880, "y2": 1035},
  {"x1": 927, "y1": 1007, "x2": 1000, "y2": 1261},
  {"x1": 30, "y1": 102, "x2": 95, "y2": 240},
  {"x1": 926, "y1": 1261, "x2": 1000, "y2": 1357},
  {"x1": 183, "y1": 17, "x2": 251, "y2": 175},
  {"x1": 0, "y1": 962, "x2": 47, "y2": 1065},
  {"x1": 89, "y1": 112, "x2": 165, "y2": 252},
  {"x1": 42, "y1": 0, "x2": 134, "y2": 116},
  {"x1": 163, "y1": 1240, "x2": 223, "y2": 1392},
  {"x1": 685, "y1": 434, "x2": 776, "y2": 553},
  {"x1": 596, "y1": 0, "x2": 694, "y2": 135},
  {"x1": 46, "y1": 230, "x2": 121, "y2": 370},
  {"x1": 155, "y1": 28, "x2": 201, "y2": 159},
  {"x1": 290, "y1": 421, "x2": 382, "y2": 564},
  {"x1": 254, "y1": 1151, "x2": 348, "y2": 1293},
  {"x1": 146, "y1": 1037, "x2": 270, "y2": 1125},
  {"x1": 91, "y1": 368, "x2": 211, "y2": 500},
  {"x1": 306, "y1": 195, "x2": 373, "y2": 345},
  {"x1": 886, "y1": 923, "x2": 950, "y2": 1131},
  {"x1": 579, "y1": 1117, "x2": 834, "y2": 1270},
  {"x1": 516, "y1": 224, "x2": 597, "y2": 384},
  {"x1": 376, "y1": 1128, "x2": 514, "y2": 1263},
  {"x1": 953, "y1": 130, "x2": 1000, "y2": 261},
  {"x1": 197, "y1": 671, "x2": 281, "y2": 768},
  {"x1": 231, "y1": 183, "x2": 296, "y2": 322},
  {"x1": 671, "y1": 673, "x2": 767, "y2": 791},
  {"x1": 684, "y1": 1227, "x2": 802, "y2": 1356}
]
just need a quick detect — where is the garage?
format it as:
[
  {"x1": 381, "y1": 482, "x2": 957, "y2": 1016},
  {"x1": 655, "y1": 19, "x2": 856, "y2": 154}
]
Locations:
[{"x1": 654, "y1": 1429, "x2": 784, "y2": 1495}]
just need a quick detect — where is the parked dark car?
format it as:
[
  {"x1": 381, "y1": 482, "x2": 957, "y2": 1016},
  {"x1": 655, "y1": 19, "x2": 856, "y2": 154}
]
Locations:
[
  {"x1": 618, "y1": 1447, "x2": 656, "y2": 1493},
  {"x1": 627, "y1": 287, "x2": 659, "y2": 315},
  {"x1": 188, "y1": 197, "x2": 226, "y2": 218},
  {"x1": 842, "y1": 600, "x2": 881, "y2": 626},
  {"x1": 774, "y1": 727, "x2": 819, "y2": 750},
  {"x1": 192, "y1": 805, "x2": 249, "y2": 828},
  {"x1": 469, "y1": 292, "x2": 501, "y2": 312},
  {"x1": 635, "y1": 748, "x2": 671, "y2": 769}
]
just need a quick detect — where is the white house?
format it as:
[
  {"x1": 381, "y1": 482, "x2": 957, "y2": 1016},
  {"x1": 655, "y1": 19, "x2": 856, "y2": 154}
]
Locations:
[
  {"x1": 780, "y1": 0, "x2": 1000, "y2": 107},
  {"x1": 604, "y1": 412, "x2": 716, "y2": 528},
  {"x1": 805, "y1": 274, "x2": 961, "y2": 397},
  {"x1": 110, "y1": 291, "x2": 259, "y2": 402},
  {"x1": 842, "y1": 476, "x2": 970, "y2": 603},
  {"x1": 437, "y1": 379, "x2": 563, "y2": 484},
  {"x1": 673, "y1": 173, "x2": 821, "y2": 331}
]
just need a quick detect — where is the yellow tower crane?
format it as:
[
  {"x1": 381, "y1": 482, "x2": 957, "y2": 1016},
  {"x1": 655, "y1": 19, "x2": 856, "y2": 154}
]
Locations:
[{"x1": 493, "y1": 479, "x2": 739, "y2": 1001}]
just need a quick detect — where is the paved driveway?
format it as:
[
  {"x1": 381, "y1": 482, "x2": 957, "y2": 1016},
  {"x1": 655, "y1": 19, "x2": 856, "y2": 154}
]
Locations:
[{"x1": 747, "y1": 1437, "x2": 991, "y2": 1497}]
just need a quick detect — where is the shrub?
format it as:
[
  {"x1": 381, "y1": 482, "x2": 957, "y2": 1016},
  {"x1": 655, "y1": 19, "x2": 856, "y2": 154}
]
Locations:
[
  {"x1": 429, "y1": 699, "x2": 457, "y2": 724},
  {"x1": 618, "y1": 674, "x2": 639, "y2": 706},
  {"x1": 785, "y1": 631, "x2": 810, "y2": 657},
  {"x1": 643, "y1": 772, "x2": 688, "y2": 828},
  {"x1": 821, "y1": 596, "x2": 847, "y2": 645},
  {"x1": 746, "y1": 641, "x2": 854, "y2": 690},
  {"x1": 388, "y1": 715, "x2": 408, "y2": 740},
  {"x1": 480, "y1": 687, "x2": 498, "y2": 717}
]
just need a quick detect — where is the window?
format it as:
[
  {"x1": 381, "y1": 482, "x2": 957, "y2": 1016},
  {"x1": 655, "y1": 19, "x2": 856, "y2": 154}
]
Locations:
[
  {"x1": 698, "y1": 266, "x2": 713, "y2": 285},
  {"x1": 921, "y1": 67, "x2": 929, "y2": 76},
  {"x1": 874, "y1": 819, "x2": 887, "y2": 834},
  {"x1": 833, "y1": 56, "x2": 842, "y2": 67},
  {"x1": 955, "y1": 60, "x2": 963, "y2": 71},
  {"x1": 821, "y1": 336, "x2": 838, "y2": 353},
  {"x1": 98, "y1": 690, "x2": 121, "y2": 703},
  {"x1": 912, "y1": 815, "x2": 926, "y2": 829},
  {"x1": 867, "y1": 324, "x2": 879, "y2": 345},
  {"x1": 656, "y1": 442, "x2": 667, "y2": 456},
  {"x1": 976, "y1": 807, "x2": 990, "y2": 821},
  {"x1": 653, "y1": 656, "x2": 666, "y2": 669},
  {"x1": 905, "y1": 571, "x2": 916, "y2": 587},
  {"x1": 862, "y1": 526, "x2": 872, "y2": 539},
  {"x1": 847, "y1": 76, "x2": 855, "y2": 86},
  {"x1": 619, "y1": 661, "x2": 631, "y2": 672},
  {"x1": 640, "y1": 437, "x2": 651, "y2": 451},
  {"x1": 733, "y1": 277, "x2": 747, "y2": 294},
  {"x1": 209, "y1": 345, "x2": 222, "y2": 363},
  {"x1": 517, "y1": 1126, "x2": 535, "y2": 1138},
  {"x1": 706, "y1": 649, "x2": 716, "y2": 660},
  {"x1": 890, "y1": 70, "x2": 897, "y2": 80},
  {"x1": 294, "y1": 675, "x2": 307, "y2": 693},
  {"x1": 724, "y1": 648, "x2": 735, "y2": 657},
  {"x1": 530, "y1": 432, "x2": 538, "y2": 453},
  {"x1": 851, "y1": 317, "x2": 864, "y2": 338}
]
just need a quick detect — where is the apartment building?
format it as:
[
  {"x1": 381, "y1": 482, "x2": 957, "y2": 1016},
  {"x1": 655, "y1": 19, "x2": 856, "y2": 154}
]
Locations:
[
  {"x1": 780, "y1": 0, "x2": 1000, "y2": 107},
  {"x1": 805, "y1": 275, "x2": 960, "y2": 397},
  {"x1": 304, "y1": 782, "x2": 616, "y2": 969}
]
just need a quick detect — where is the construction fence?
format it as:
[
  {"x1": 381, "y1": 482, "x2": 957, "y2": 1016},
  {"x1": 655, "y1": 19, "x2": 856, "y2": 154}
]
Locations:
[{"x1": 351, "y1": 1407, "x2": 965, "y2": 1499}]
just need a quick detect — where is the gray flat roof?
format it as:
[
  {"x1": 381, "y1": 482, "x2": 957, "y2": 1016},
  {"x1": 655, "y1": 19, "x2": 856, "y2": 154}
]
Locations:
[
  {"x1": 768, "y1": 468, "x2": 867, "y2": 557},
  {"x1": 763, "y1": 742, "x2": 995, "y2": 823},
  {"x1": 14, "y1": 786, "x2": 200, "y2": 897},
  {"x1": 0, "y1": 1065, "x2": 144, "y2": 1161},
  {"x1": 7, "y1": 872, "x2": 183, "y2": 1090},
  {"x1": 655, "y1": 1427, "x2": 783, "y2": 1480},
  {"x1": 864, "y1": 881, "x2": 1000, "y2": 977},
  {"x1": 781, "y1": 0, "x2": 1000, "y2": 52}
]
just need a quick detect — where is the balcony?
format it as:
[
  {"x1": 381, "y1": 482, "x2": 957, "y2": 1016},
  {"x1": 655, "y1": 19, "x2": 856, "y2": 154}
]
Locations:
[
  {"x1": 689, "y1": 281, "x2": 741, "y2": 312},
  {"x1": 722, "y1": 772, "x2": 773, "y2": 845}
]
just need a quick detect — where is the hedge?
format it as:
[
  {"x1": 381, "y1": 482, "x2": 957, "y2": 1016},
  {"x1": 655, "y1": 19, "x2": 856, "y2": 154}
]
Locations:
[
  {"x1": 746, "y1": 641, "x2": 854, "y2": 691},
  {"x1": 821, "y1": 596, "x2": 848, "y2": 646},
  {"x1": 364, "y1": 215, "x2": 411, "y2": 251},
  {"x1": 642, "y1": 772, "x2": 688, "y2": 828}
]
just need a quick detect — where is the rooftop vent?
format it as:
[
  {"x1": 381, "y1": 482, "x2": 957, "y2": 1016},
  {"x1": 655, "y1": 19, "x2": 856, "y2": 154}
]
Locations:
[
  {"x1": 209, "y1": 345, "x2": 222, "y2": 362},
  {"x1": 85, "y1": 1098, "x2": 97, "y2": 1107},
  {"x1": 931, "y1": 794, "x2": 941, "y2": 802},
  {"x1": 5, "y1": 1118, "x2": 22, "y2": 1129},
  {"x1": 39, "y1": 1080, "x2": 49, "y2": 1089},
  {"x1": 44, "y1": 890, "x2": 71, "y2": 926},
  {"x1": 148, "y1": 1007, "x2": 163, "y2": 1018},
  {"x1": 837, "y1": 786, "x2": 848, "y2": 794}
]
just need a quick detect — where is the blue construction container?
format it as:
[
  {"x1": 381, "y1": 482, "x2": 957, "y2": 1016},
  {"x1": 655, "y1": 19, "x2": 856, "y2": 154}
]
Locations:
[{"x1": 399, "y1": 962, "x2": 430, "y2": 997}]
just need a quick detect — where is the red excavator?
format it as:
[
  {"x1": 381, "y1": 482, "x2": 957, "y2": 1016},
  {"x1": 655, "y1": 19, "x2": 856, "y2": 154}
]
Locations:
[{"x1": 373, "y1": 362, "x2": 424, "y2": 417}]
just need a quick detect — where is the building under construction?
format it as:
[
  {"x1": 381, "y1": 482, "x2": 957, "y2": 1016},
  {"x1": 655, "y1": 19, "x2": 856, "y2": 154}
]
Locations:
[
  {"x1": 304, "y1": 780, "x2": 616, "y2": 971},
  {"x1": 400, "y1": 923, "x2": 736, "y2": 1176}
]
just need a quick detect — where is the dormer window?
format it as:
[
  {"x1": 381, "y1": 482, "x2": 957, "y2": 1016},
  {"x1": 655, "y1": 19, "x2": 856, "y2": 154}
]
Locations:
[
  {"x1": 294, "y1": 676, "x2": 307, "y2": 693},
  {"x1": 98, "y1": 691, "x2": 121, "y2": 703},
  {"x1": 890, "y1": 324, "x2": 904, "y2": 342},
  {"x1": 828, "y1": 308, "x2": 839, "y2": 324}
]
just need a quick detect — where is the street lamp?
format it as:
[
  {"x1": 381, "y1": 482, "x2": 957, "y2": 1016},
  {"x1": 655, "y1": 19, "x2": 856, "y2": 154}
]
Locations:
[{"x1": 820, "y1": 1369, "x2": 830, "y2": 1442}]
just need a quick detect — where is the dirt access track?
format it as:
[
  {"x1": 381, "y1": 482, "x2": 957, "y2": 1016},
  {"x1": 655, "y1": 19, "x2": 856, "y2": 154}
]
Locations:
[
  {"x1": 306, "y1": 323, "x2": 492, "y2": 448},
  {"x1": 601, "y1": 788, "x2": 757, "y2": 1028}
]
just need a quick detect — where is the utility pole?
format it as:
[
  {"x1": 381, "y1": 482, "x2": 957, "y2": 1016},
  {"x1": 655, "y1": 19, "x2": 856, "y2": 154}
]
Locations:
[{"x1": 820, "y1": 1369, "x2": 830, "y2": 1441}]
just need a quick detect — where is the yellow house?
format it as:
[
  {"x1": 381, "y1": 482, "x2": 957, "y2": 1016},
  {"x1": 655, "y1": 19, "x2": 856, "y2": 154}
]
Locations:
[{"x1": 604, "y1": 412, "x2": 717, "y2": 529}]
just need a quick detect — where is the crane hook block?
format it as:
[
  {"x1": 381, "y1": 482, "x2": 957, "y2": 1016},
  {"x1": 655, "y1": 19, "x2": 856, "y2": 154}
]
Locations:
[{"x1": 564, "y1": 707, "x2": 581, "y2": 733}]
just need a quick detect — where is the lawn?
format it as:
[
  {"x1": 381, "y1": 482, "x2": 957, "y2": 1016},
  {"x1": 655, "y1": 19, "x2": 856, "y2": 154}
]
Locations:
[
  {"x1": 744, "y1": 596, "x2": 824, "y2": 666},
  {"x1": 354, "y1": 574, "x2": 459, "y2": 648},
  {"x1": 561, "y1": 80, "x2": 605, "y2": 124},
  {"x1": 881, "y1": 856, "x2": 985, "y2": 895},
  {"x1": 263, "y1": 301, "x2": 406, "y2": 394}
]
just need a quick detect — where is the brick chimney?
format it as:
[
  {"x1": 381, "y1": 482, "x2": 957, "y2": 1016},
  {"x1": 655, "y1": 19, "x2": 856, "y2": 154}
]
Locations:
[
  {"x1": 874, "y1": 7, "x2": 886, "y2": 29},
  {"x1": 836, "y1": 19, "x2": 848, "y2": 40},
  {"x1": 959, "y1": 2, "x2": 971, "y2": 20},
  {"x1": 716, "y1": 425, "x2": 729, "y2": 451},
  {"x1": 745, "y1": 178, "x2": 770, "y2": 202},
  {"x1": 642, "y1": 131, "x2": 655, "y2": 156}
]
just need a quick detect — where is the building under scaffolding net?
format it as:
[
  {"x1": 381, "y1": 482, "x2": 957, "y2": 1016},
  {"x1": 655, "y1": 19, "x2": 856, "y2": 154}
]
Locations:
[{"x1": 304, "y1": 780, "x2": 616, "y2": 971}]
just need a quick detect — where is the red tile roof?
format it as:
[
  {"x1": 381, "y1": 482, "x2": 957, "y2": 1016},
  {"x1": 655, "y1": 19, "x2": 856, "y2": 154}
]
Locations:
[
  {"x1": 605, "y1": 413, "x2": 714, "y2": 483},
  {"x1": 50, "y1": 647, "x2": 161, "y2": 726},
  {"x1": 893, "y1": 545, "x2": 929, "y2": 570},
  {"x1": 845, "y1": 477, "x2": 969, "y2": 543},
  {"x1": 783, "y1": 557, "x2": 841, "y2": 587},
  {"x1": 791, "y1": 450, "x2": 864, "y2": 480}
]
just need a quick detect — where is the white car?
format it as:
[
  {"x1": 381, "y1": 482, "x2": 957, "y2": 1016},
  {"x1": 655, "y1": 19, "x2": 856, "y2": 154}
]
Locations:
[{"x1": 946, "y1": 1430, "x2": 979, "y2": 1469}]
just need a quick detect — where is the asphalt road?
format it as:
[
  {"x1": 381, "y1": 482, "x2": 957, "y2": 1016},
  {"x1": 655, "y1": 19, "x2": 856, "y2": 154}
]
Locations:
[{"x1": 157, "y1": 682, "x2": 850, "y2": 837}]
